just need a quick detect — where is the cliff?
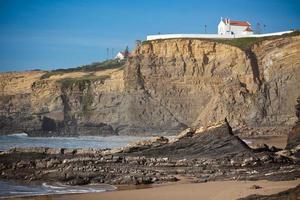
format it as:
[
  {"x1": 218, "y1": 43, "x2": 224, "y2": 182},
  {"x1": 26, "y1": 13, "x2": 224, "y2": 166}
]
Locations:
[{"x1": 1, "y1": 33, "x2": 300, "y2": 136}]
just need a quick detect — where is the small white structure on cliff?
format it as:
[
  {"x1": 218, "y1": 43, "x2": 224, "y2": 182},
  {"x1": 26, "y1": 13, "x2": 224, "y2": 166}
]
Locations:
[
  {"x1": 115, "y1": 52, "x2": 126, "y2": 60},
  {"x1": 115, "y1": 46, "x2": 130, "y2": 60},
  {"x1": 218, "y1": 17, "x2": 253, "y2": 36}
]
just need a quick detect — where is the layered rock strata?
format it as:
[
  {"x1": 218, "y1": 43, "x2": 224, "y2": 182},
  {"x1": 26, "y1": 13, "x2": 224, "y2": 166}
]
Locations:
[
  {"x1": 1, "y1": 34, "x2": 300, "y2": 136},
  {"x1": 0, "y1": 121, "x2": 299, "y2": 186}
]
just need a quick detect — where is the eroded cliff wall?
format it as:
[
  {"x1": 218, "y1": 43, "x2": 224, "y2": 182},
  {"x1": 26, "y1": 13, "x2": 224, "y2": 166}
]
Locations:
[
  {"x1": 125, "y1": 35, "x2": 300, "y2": 131},
  {"x1": 0, "y1": 34, "x2": 299, "y2": 136}
]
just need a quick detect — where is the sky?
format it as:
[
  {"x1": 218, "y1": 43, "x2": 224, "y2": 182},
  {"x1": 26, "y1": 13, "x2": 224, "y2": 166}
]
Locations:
[{"x1": 0, "y1": 0, "x2": 300, "y2": 72}]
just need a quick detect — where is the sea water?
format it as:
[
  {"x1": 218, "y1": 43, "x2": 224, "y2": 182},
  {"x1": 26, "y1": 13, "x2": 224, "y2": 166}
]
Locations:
[
  {"x1": 0, "y1": 133, "x2": 149, "y2": 151},
  {"x1": 0, "y1": 133, "x2": 150, "y2": 198},
  {"x1": 0, "y1": 180, "x2": 116, "y2": 198}
]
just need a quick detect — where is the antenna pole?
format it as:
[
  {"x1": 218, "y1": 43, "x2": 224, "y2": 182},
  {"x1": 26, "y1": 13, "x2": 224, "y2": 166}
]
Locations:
[{"x1": 106, "y1": 48, "x2": 109, "y2": 60}]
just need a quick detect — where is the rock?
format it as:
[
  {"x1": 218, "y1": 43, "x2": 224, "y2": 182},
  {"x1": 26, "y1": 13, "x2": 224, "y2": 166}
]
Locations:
[
  {"x1": 161, "y1": 176, "x2": 179, "y2": 182},
  {"x1": 242, "y1": 157, "x2": 255, "y2": 166},
  {"x1": 125, "y1": 120, "x2": 252, "y2": 159},
  {"x1": 269, "y1": 146, "x2": 281, "y2": 152},
  {"x1": 46, "y1": 148, "x2": 63, "y2": 155},
  {"x1": 35, "y1": 160, "x2": 47, "y2": 168},
  {"x1": 46, "y1": 159, "x2": 61, "y2": 168},
  {"x1": 16, "y1": 160, "x2": 30, "y2": 168},
  {"x1": 250, "y1": 185, "x2": 262, "y2": 189},
  {"x1": 123, "y1": 136, "x2": 169, "y2": 153},
  {"x1": 1, "y1": 118, "x2": 300, "y2": 188},
  {"x1": 177, "y1": 128, "x2": 194, "y2": 139},
  {"x1": 276, "y1": 150, "x2": 292, "y2": 157},
  {"x1": 240, "y1": 184, "x2": 300, "y2": 200},
  {"x1": 67, "y1": 177, "x2": 90, "y2": 185},
  {"x1": 11, "y1": 147, "x2": 47, "y2": 154},
  {"x1": 141, "y1": 177, "x2": 153, "y2": 184},
  {"x1": 252, "y1": 144, "x2": 269, "y2": 151},
  {"x1": 286, "y1": 97, "x2": 300, "y2": 150}
]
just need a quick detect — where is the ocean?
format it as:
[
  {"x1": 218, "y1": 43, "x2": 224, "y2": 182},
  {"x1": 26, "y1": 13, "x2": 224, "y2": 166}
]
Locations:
[
  {"x1": 0, "y1": 133, "x2": 149, "y2": 151},
  {"x1": 0, "y1": 133, "x2": 150, "y2": 198}
]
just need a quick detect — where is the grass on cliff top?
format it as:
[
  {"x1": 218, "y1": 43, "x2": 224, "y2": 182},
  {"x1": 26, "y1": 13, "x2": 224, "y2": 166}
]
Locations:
[
  {"x1": 142, "y1": 30, "x2": 300, "y2": 51},
  {"x1": 213, "y1": 30, "x2": 300, "y2": 50},
  {"x1": 41, "y1": 59, "x2": 125, "y2": 79},
  {"x1": 59, "y1": 74, "x2": 110, "y2": 89}
]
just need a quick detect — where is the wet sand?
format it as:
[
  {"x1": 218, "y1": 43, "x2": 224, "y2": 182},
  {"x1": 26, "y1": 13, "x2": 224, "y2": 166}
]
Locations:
[{"x1": 10, "y1": 179, "x2": 300, "y2": 200}]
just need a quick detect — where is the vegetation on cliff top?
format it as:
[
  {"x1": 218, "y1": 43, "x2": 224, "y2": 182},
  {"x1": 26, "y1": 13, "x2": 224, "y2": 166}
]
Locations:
[
  {"x1": 59, "y1": 75, "x2": 110, "y2": 89},
  {"x1": 41, "y1": 59, "x2": 125, "y2": 79},
  {"x1": 214, "y1": 30, "x2": 300, "y2": 50}
]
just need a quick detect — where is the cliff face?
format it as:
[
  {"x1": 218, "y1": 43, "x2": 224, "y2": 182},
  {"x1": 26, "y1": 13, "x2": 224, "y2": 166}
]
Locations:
[
  {"x1": 1, "y1": 34, "x2": 300, "y2": 136},
  {"x1": 0, "y1": 69, "x2": 126, "y2": 136},
  {"x1": 125, "y1": 35, "x2": 300, "y2": 130}
]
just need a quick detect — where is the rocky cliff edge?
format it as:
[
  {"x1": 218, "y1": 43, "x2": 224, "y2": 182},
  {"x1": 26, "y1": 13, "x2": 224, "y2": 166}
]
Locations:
[{"x1": 1, "y1": 33, "x2": 300, "y2": 136}]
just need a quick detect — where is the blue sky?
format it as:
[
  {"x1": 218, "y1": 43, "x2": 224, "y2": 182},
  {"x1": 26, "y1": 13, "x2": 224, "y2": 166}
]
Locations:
[{"x1": 0, "y1": 0, "x2": 300, "y2": 72}]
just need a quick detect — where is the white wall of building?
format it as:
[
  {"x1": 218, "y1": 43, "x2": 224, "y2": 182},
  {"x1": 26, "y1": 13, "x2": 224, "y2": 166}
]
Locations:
[
  {"x1": 115, "y1": 52, "x2": 125, "y2": 60},
  {"x1": 218, "y1": 20, "x2": 253, "y2": 36},
  {"x1": 146, "y1": 31, "x2": 293, "y2": 41},
  {"x1": 218, "y1": 21, "x2": 227, "y2": 35}
]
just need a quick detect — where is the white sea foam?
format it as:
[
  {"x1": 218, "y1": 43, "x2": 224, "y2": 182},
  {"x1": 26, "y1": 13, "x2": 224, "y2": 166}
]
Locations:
[
  {"x1": 0, "y1": 180, "x2": 115, "y2": 198},
  {"x1": 42, "y1": 182, "x2": 66, "y2": 189},
  {"x1": 7, "y1": 133, "x2": 28, "y2": 137}
]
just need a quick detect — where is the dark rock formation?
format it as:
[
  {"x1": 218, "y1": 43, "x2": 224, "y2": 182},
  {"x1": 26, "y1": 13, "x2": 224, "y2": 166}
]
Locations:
[
  {"x1": 239, "y1": 184, "x2": 300, "y2": 200},
  {"x1": 0, "y1": 121, "x2": 299, "y2": 186},
  {"x1": 286, "y1": 97, "x2": 300, "y2": 150},
  {"x1": 124, "y1": 121, "x2": 252, "y2": 159}
]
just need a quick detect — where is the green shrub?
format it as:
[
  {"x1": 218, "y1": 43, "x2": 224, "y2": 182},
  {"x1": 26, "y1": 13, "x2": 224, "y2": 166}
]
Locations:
[
  {"x1": 213, "y1": 31, "x2": 300, "y2": 50},
  {"x1": 82, "y1": 87, "x2": 93, "y2": 116},
  {"x1": 41, "y1": 59, "x2": 125, "y2": 79}
]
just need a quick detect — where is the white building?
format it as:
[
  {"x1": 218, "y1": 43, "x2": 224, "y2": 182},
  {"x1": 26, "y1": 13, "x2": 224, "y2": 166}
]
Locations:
[
  {"x1": 218, "y1": 17, "x2": 253, "y2": 36},
  {"x1": 115, "y1": 52, "x2": 126, "y2": 60}
]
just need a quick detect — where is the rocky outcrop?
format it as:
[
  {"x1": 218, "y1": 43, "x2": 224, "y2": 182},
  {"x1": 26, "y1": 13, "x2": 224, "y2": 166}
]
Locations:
[
  {"x1": 124, "y1": 120, "x2": 252, "y2": 159},
  {"x1": 126, "y1": 35, "x2": 300, "y2": 132},
  {"x1": 239, "y1": 184, "x2": 300, "y2": 200},
  {"x1": 1, "y1": 121, "x2": 299, "y2": 186},
  {"x1": 0, "y1": 69, "x2": 124, "y2": 136},
  {"x1": 286, "y1": 97, "x2": 300, "y2": 158},
  {"x1": 0, "y1": 33, "x2": 300, "y2": 136}
]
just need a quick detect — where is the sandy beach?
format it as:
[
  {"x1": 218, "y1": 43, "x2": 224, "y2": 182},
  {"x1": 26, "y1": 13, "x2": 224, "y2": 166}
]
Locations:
[
  {"x1": 246, "y1": 135, "x2": 288, "y2": 149},
  {"x1": 10, "y1": 179, "x2": 300, "y2": 200}
]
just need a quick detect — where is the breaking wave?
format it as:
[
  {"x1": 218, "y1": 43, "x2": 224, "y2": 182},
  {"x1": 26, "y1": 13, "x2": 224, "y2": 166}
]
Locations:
[{"x1": 0, "y1": 180, "x2": 116, "y2": 198}]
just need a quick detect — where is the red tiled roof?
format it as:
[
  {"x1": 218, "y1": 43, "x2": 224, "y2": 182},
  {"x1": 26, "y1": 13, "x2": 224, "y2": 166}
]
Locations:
[
  {"x1": 223, "y1": 19, "x2": 250, "y2": 27},
  {"x1": 244, "y1": 26, "x2": 253, "y2": 32}
]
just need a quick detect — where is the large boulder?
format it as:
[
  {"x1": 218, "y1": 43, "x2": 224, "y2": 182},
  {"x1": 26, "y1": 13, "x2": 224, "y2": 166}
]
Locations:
[{"x1": 125, "y1": 120, "x2": 252, "y2": 159}]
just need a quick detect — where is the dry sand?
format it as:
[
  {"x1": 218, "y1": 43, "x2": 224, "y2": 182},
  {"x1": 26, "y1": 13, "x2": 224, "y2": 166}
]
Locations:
[
  {"x1": 12, "y1": 179, "x2": 300, "y2": 200},
  {"x1": 245, "y1": 135, "x2": 288, "y2": 149}
]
